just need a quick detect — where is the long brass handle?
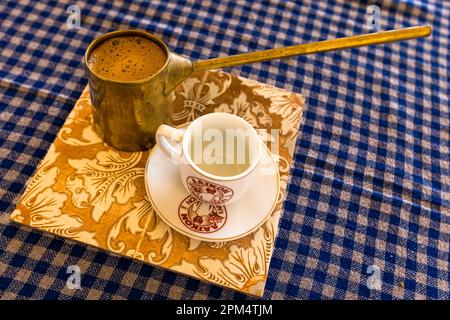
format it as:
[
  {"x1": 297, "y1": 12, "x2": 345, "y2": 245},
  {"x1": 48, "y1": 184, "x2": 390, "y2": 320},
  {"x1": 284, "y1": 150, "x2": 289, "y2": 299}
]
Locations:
[{"x1": 192, "y1": 26, "x2": 432, "y2": 72}]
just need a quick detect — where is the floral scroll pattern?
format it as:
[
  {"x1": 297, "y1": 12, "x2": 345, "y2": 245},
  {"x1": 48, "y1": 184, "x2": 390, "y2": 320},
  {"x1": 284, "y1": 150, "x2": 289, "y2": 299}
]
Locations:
[
  {"x1": 241, "y1": 79, "x2": 304, "y2": 156},
  {"x1": 11, "y1": 145, "x2": 98, "y2": 246},
  {"x1": 172, "y1": 71, "x2": 232, "y2": 123},
  {"x1": 66, "y1": 150, "x2": 144, "y2": 222},
  {"x1": 172, "y1": 222, "x2": 275, "y2": 296},
  {"x1": 11, "y1": 70, "x2": 304, "y2": 297},
  {"x1": 215, "y1": 91, "x2": 273, "y2": 128}
]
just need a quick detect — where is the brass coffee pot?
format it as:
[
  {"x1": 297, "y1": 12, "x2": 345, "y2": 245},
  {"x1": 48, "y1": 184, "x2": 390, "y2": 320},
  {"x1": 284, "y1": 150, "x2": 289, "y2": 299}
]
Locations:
[{"x1": 85, "y1": 26, "x2": 430, "y2": 152}]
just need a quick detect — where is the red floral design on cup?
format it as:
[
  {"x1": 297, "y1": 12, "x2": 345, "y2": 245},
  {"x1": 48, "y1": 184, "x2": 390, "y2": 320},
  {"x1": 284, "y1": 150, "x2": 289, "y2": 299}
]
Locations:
[
  {"x1": 186, "y1": 176, "x2": 233, "y2": 205},
  {"x1": 178, "y1": 176, "x2": 232, "y2": 233}
]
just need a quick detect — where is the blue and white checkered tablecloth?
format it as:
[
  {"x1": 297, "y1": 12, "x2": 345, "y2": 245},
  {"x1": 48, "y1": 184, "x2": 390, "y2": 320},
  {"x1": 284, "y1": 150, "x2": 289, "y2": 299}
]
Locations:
[{"x1": 0, "y1": 0, "x2": 448, "y2": 299}]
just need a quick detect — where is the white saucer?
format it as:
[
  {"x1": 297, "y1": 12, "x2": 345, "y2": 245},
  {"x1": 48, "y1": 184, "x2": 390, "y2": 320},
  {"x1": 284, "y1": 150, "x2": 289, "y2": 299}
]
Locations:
[{"x1": 145, "y1": 129, "x2": 280, "y2": 242}]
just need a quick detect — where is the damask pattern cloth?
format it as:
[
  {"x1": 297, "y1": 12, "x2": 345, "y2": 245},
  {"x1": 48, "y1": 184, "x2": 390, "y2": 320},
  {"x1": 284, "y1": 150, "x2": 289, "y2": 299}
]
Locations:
[
  {"x1": 0, "y1": 0, "x2": 448, "y2": 299},
  {"x1": 10, "y1": 71, "x2": 304, "y2": 297}
]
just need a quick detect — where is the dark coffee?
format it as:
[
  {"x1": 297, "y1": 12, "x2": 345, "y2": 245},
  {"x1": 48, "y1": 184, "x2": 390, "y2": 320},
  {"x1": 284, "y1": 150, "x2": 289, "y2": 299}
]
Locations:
[{"x1": 87, "y1": 35, "x2": 167, "y2": 81}]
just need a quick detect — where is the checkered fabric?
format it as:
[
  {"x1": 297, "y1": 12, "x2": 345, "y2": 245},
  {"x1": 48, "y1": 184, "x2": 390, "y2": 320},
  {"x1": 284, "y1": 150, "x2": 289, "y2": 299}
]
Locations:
[{"x1": 0, "y1": 0, "x2": 448, "y2": 300}]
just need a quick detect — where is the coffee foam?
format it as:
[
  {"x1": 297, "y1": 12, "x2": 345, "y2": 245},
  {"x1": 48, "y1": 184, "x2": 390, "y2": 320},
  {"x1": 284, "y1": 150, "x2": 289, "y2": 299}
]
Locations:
[{"x1": 88, "y1": 35, "x2": 167, "y2": 81}]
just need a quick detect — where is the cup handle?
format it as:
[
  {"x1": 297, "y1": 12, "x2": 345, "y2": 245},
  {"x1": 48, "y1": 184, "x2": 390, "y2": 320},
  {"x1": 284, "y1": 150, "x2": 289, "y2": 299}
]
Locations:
[{"x1": 155, "y1": 125, "x2": 184, "y2": 160}]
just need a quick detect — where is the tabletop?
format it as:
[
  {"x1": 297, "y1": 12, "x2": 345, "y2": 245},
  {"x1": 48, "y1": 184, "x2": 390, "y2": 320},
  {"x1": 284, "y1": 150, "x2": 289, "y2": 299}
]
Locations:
[{"x1": 0, "y1": 0, "x2": 448, "y2": 300}]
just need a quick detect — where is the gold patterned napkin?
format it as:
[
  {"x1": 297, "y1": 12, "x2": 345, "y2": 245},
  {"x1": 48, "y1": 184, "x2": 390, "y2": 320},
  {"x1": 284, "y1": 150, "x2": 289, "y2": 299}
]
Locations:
[{"x1": 11, "y1": 70, "x2": 304, "y2": 297}]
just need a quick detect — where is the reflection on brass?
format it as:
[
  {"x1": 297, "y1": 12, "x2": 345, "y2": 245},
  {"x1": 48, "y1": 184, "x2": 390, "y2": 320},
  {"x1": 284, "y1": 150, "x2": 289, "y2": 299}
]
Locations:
[
  {"x1": 85, "y1": 30, "x2": 193, "y2": 152},
  {"x1": 85, "y1": 26, "x2": 431, "y2": 152}
]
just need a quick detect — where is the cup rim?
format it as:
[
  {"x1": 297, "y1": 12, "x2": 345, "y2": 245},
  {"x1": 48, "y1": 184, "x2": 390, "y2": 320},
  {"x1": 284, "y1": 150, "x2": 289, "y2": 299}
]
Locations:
[
  {"x1": 84, "y1": 29, "x2": 170, "y2": 85},
  {"x1": 181, "y1": 113, "x2": 262, "y2": 182}
]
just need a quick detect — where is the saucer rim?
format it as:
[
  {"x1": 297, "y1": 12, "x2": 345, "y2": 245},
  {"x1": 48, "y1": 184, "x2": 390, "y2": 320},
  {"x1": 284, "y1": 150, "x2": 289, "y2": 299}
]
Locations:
[{"x1": 144, "y1": 139, "x2": 280, "y2": 242}]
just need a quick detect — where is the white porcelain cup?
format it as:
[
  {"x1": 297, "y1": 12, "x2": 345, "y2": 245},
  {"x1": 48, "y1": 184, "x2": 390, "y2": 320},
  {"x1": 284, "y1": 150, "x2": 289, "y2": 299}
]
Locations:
[{"x1": 155, "y1": 113, "x2": 262, "y2": 205}]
